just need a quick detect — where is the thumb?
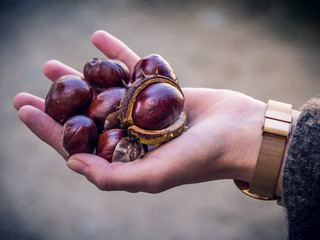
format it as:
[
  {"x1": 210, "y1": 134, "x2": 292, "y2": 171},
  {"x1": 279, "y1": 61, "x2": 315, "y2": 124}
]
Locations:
[
  {"x1": 66, "y1": 153, "x2": 167, "y2": 193},
  {"x1": 67, "y1": 153, "x2": 113, "y2": 190}
]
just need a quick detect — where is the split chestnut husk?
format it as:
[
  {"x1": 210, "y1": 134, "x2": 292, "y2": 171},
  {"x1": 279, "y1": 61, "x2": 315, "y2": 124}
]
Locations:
[
  {"x1": 128, "y1": 111, "x2": 187, "y2": 146},
  {"x1": 119, "y1": 74, "x2": 187, "y2": 145}
]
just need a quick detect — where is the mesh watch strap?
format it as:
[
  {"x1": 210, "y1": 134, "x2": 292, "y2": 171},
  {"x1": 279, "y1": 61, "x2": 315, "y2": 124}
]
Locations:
[
  {"x1": 234, "y1": 100, "x2": 292, "y2": 200},
  {"x1": 248, "y1": 133, "x2": 287, "y2": 198}
]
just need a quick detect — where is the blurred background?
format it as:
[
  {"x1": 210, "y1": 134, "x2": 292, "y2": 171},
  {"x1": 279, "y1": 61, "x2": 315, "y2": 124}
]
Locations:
[{"x1": 1, "y1": 0, "x2": 320, "y2": 239}]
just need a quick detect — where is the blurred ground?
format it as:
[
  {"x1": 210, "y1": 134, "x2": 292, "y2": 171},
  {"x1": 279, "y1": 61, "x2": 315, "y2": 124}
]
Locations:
[{"x1": 1, "y1": 0, "x2": 320, "y2": 239}]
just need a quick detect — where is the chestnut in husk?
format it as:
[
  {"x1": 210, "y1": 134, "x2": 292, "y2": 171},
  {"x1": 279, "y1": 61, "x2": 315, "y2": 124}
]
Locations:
[
  {"x1": 119, "y1": 75, "x2": 187, "y2": 146},
  {"x1": 83, "y1": 58, "x2": 130, "y2": 91},
  {"x1": 86, "y1": 87, "x2": 125, "y2": 132},
  {"x1": 45, "y1": 75, "x2": 93, "y2": 124},
  {"x1": 61, "y1": 115, "x2": 98, "y2": 157},
  {"x1": 132, "y1": 54, "x2": 177, "y2": 84}
]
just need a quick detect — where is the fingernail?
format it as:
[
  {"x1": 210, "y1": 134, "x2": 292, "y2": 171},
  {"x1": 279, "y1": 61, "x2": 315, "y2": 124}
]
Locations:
[{"x1": 67, "y1": 159, "x2": 86, "y2": 174}]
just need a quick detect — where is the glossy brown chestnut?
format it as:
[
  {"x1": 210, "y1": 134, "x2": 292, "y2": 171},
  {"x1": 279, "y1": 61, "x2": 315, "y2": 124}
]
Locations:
[
  {"x1": 86, "y1": 87, "x2": 125, "y2": 132},
  {"x1": 132, "y1": 82, "x2": 184, "y2": 130},
  {"x1": 61, "y1": 115, "x2": 98, "y2": 157},
  {"x1": 119, "y1": 74, "x2": 186, "y2": 146},
  {"x1": 45, "y1": 75, "x2": 93, "y2": 124},
  {"x1": 132, "y1": 54, "x2": 177, "y2": 83},
  {"x1": 83, "y1": 58, "x2": 130, "y2": 91},
  {"x1": 96, "y1": 129, "x2": 126, "y2": 162}
]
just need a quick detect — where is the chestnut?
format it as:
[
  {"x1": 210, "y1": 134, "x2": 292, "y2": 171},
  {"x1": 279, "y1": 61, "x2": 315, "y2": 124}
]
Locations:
[
  {"x1": 45, "y1": 75, "x2": 92, "y2": 124},
  {"x1": 86, "y1": 87, "x2": 125, "y2": 132},
  {"x1": 61, "y1": 115, "x2": 98, "y2": 157},
  {"x1": 132, "y1": 82, "x2": 184, "y2": 130},
  {"x1": 112, "y1": 137, "x2": 147, "y2": 162},
  {"x1": 104, "y1": 110, "x2": 122, "y2": 131},
  {"x1": 83, "y1": 58, "x2": 130, "y2": 91},
  {"x1": 132, "y1": 54, "x2": 177, "y2": 83},
  {"x1": 119, "y1": 74, "x2": 187, "y2": 146},
  {"x1": 96, "y1": 129, "x2": 126, "y2": 162}
]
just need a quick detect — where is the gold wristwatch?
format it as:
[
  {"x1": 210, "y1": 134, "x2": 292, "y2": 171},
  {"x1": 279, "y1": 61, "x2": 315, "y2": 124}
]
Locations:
[{"x1": 234, "y1": 100, "x2": 292, "y2": 200}]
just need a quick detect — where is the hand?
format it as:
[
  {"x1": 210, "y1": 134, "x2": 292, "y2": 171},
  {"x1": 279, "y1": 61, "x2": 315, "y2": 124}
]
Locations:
[{"x1": 13, "y1": 30, "x2": 266, "y2": 193}]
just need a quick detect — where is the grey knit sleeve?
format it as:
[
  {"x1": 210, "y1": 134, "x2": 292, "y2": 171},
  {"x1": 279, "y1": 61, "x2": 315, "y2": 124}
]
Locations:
[{"x1": 282, "y1": 97, "x2": 320, "y2": 240}]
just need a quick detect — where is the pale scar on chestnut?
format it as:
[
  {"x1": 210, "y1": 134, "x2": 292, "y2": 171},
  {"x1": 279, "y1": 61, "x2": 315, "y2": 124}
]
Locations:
[{"x1": 112, "y1": 137, "x2": 147, "y2": 162}]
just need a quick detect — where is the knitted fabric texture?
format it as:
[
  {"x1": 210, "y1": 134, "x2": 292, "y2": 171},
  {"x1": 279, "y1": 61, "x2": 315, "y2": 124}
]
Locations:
[{"x1": 283, "y1": 97, "x2": 320, "y2": 240}]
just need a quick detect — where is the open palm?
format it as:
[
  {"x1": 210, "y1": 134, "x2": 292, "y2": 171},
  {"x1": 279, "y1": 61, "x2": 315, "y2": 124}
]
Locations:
[{"x1": 14, "y1": 30, "x2": 265, "y2": 193}]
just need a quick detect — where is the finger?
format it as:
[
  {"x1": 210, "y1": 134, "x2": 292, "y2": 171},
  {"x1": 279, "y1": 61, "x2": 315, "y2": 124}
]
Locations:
[
  {"x1": 18, "y1": 105, "x2": 66, "y2": 159},
  {"x1": 13, "y1": 92, "x2": 45, "y2": 111},
  {"x1": 91, "y1": 30, "x2": 140, "y2": 73},
  {"x1": 43, "y1": 59, "x2": 83, "y2": 81}
]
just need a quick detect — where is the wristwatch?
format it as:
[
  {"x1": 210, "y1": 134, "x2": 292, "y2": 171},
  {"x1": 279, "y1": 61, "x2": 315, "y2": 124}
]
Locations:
[{"x1": 234, "y1": 100, "x2": 292, "y2": 200}]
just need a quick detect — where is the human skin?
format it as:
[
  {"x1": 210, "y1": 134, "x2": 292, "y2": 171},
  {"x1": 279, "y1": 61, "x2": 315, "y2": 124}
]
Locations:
[{"x1": 14, "y1": 30, "x2": 295, "y2": 195}]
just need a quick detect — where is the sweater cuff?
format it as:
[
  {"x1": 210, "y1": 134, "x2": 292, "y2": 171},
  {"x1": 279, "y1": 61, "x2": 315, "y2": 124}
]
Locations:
[{"x1": 283, "y1": 97, "x2": 320, "y2": 239}]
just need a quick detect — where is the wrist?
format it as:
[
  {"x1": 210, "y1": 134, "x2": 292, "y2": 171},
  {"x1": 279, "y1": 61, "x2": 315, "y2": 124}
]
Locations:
[
  {"x1": 234, "y1": 100, "x2": 294, "y2": 201},
  {"x1": 230, "y1": 100, "x2": 266, "y2": 183}
]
